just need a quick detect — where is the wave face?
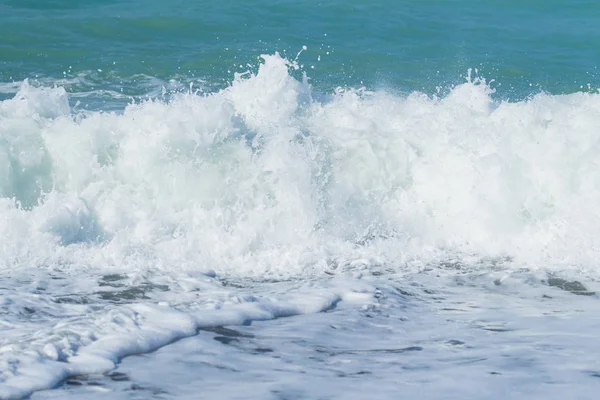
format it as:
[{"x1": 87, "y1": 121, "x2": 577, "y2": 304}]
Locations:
[{"x1": 2, "y1": 54, "x2": 600, "y2": 278}]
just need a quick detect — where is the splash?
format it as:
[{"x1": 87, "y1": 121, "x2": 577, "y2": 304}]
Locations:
[
  {"x1": 4, "y1": 52, "x2": 600, "y2": 400},
  {"x1": 1, "y1": 54, "x2": 600, "y2": 277}
]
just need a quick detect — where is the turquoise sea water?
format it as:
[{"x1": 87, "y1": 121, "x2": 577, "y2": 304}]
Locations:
[{"x1": 2, "y1": 0, "x2": 599, "y2": 102}]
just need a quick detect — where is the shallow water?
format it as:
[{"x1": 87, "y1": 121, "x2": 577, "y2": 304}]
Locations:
[{"x1": 28, "y1": 270, "x2": 600, "y2": 399}]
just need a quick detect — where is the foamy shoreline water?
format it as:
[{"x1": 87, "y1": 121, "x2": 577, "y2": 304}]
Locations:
[
  {"x1": 2, "y1": 52, "x2": 600, "y2": 398},
  {"x1": 23, "y1": 270, "x2": 600, "y2": 400}
]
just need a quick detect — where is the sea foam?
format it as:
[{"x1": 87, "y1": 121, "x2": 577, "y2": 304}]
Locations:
[
  {"x1": 2, "y1": 54, "x2": 600, "y2": 274},
  {"x1": 2, "y1": 53, "x2": 600, "y2": 398}
]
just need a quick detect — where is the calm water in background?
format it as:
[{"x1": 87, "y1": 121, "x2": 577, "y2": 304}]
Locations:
[{"x1": 2, "y1": 0, "x2": 600, "y2": 100}]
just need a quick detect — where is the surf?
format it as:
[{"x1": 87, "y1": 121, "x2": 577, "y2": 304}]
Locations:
[
  {"x1": 2, "y1": 54, "x2": 600, "y2": 275},
  {"x1": 2, "y1": 53, "x2": 600, "y2": 398}
]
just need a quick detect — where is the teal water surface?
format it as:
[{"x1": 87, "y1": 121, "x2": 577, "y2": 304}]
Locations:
[{"x1": 1, "y1": 0, "x2": 599, "y2": 104}]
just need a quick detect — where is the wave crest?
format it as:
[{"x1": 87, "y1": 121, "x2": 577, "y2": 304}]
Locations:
[{"x1": 1, "y1": 54, "x2": 600, "y2": 275}]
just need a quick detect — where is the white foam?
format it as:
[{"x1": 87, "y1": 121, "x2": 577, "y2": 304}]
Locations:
[
  {"x1": 3, "y1": 54, "x2": 600, "y2": 273},
  {"x1": 3, "y1": 52, "x2": 600, "y2": 398},
  {"x1": 0, "y1": 288, "x2": 345, "y2": 399}
]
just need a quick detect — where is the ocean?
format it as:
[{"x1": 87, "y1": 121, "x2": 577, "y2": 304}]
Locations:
[{"x1": 2, "y1": 0, "x2": 600, "y2": 398}]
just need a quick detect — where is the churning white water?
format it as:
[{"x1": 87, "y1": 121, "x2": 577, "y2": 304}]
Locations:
[{"x1": 2, "y1": 54, "x2": 600, "y2": 399}]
